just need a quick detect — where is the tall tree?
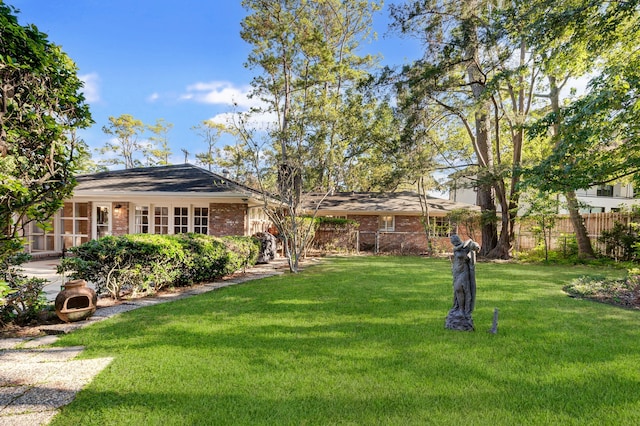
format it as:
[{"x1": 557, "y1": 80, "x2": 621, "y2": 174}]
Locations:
[
  {"x1": 390, "y1": 0, "x2": 573, "y2": 259},
  {"x1": 240, "y1": 0, "x2": 382, "y2": 271},
  {"x1": 99, "y1": 114, "x2": 145, "y2": 169},
  {"x1": 390, "y1": 0, "x2": 509, "y2": 257},
  {"x1": 192, "y1": 120, "x2": 228, "y2": 172},
  {"x1": 147, "y1": 118, "x2": 173, "y2": 165},
  {"x1": 218, "y1": 140, "x2": 256, "y2": 184},
  {"x1": 512, "y1": 0, "x2": 640, "y2": 258},
  {"x1": 0, "y1": 4, "x2": 92, "y2": 263}
]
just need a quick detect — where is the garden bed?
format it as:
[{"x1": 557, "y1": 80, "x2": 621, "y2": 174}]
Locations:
[{"x1": 564, "y1": 275, "x2": 640, "y2": 309}]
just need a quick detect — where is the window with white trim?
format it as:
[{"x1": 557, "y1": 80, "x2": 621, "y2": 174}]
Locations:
[
  {"x1": 174, "y1": 207, "x2": 189, "y2": 234},
  {"x1": 60, "y1": 202, "x2": 89, "y2": 249},
  {"x1": 29, "y1": 220, "x2": 55, "y2": 252},
  {"x1": 154, "y1": 206, "x2": 169, "y2": 234},
  {"x1": 135, "y1": 206, "x2": 149, "y2": 234},
  {"x1": 194, "y1": 207, "x2": 209, "y2": 234},
  {"x1": 379, "y1": 215, "x2": 394, "y2": 231}
]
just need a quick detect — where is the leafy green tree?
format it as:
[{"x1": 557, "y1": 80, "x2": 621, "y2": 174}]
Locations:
[
  {"x1": 0, "y1": 4, "x2": 92, "y2": 264},
  {"x1": 519, "y1": 190, "x2": 560, "y2": 261},
  {"x1": 218, "y1": 140, "x2": 256, "y2": 185},
  {"x1": 389, "y1": 0, "x2": 519, "y2": 258},
  {"x1": 512, "y1": 0, "x2": 640, "y2": 258},
  {"x1": 240, "y1": 0, "x2": 382, "y2": 272},
  {"x1": 192, "y1": 120, "x2": 228, "y2": 172},
  {"x1": 147, "y1": 118, "x2": 173, "y2": 165},
  {"x1": 98, "y1": 114, "x2": 146, "y2": 169}
]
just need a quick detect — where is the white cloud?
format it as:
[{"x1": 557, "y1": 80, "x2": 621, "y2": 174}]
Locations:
[
  {"x1": 181, "y1": 81, "x2": 259, "y2": 109},
  {"x1": 79, "y1": 73, "x2": 100, "y2": 103},
  {"x1": 147, "y1": 92, "x2": 160, "y2": 102}
]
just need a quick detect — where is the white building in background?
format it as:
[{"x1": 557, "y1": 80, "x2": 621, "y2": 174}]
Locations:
[
  {"x1": 572, "y1": 184, "x2": 638, "y2": 213},
  {"x1": 449, "y1": 178, "x2": 640, "y2": 214}
]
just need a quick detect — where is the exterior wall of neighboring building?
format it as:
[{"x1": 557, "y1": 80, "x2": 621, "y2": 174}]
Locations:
[
  {"x1": 450, "y1": 180, "x2": 640, "y2": 213},
  {"x1": 569, "y1": 184, "x2": 637, "y2": 213},
  {"x1": 449, "y1": 182, "x2": 478, "y2": 206}
]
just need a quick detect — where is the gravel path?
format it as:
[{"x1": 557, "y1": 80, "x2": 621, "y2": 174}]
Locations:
[{"x1": 0, "y1": 259, "x2": 297, "y2": 425}]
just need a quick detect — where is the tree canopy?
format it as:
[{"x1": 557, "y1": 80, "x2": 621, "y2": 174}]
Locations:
[
  {"x1": 0, "y1": 4, "x2": 92, "y2": 263},
  {"x1": 521, "y1": 0, "x2": 640, "y2": 193},
  {"x1": 239, "y1": 0, "x2": 389, "y2": 271}
]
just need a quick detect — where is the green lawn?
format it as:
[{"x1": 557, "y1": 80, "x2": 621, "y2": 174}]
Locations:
[{"x1": 51, "y1": 257, "x2": 640, "y2": 425}]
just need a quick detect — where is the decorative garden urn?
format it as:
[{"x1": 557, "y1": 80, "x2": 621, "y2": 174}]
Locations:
[{"x1": 54, "y1": 279, "x2": 97, "y2": 322}]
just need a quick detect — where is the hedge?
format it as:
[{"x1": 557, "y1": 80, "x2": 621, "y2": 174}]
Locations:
[{"x1": 59, "y1": 233, "x2": 260, "y2": 299}]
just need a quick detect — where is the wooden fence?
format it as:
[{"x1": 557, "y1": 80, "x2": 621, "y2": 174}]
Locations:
[{"x1": 514, "y1": 212, "x2": 639, "y2": 253}]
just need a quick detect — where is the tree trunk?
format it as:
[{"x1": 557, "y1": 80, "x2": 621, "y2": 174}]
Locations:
[
  {"x1": 565, "y1": 190, "x2": 595, "y2": 258},
  {"x1": 477, "y1": 179, "x2": 498, "y2": 257},
  {"x1": 464, "y1": 0, "x2": 498, "y2": 256},
  {"x1": 548, "y1": 75, "x2": 595, "y2": 259}
]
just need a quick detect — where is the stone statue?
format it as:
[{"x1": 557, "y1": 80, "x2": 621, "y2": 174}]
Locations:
[{"x1": 445, "y1": 234, "x2": 480, "y2": 331}]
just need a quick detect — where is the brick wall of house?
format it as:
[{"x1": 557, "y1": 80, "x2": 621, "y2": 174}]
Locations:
[
  {"x1": 112, "y1": 202, "x2": 129, "y2": 236},
  {"x1": 347, "y1": 214, "x2": 378, "y2": 251},
  {"x1": 377, "y1": 231, "x2": 427, "y2": 254},
  {"x1": 348, "y1": 214, "x2": 379, "y2": 232},
  {"x1": 394, "y1": 215, "x2": 423, "y2": 232},
  {"x1": 209, "y1": 203, "x2": 247, "y2": 236},
  {"x1": 313, "y1": 214, "x2": 475, "y2": 254}
]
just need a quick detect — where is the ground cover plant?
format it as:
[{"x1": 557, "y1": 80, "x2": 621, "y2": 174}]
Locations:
[
  {"x1": 50, "y1": 257, "x2": 640, "y2": 425},
  {"x1": 564, "y1": 273, "x2": 640, "y2": 309}
]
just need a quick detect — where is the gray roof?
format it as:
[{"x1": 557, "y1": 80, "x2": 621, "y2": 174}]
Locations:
[
  {"x1": 74, "y1": 164, "x2": 261, "y2": 196},
  {"x1": 307, "y1": 191, "x2": 478, "y2": 215}
]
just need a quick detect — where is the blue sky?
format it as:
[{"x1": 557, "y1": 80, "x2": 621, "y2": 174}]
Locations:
[{"x1": 9, "y1": 0, "x2": 422, "y2": 167}]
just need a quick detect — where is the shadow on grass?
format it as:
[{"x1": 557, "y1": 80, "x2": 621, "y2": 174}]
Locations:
[{"x1": 57, "y1": 361, "x2": 640, "y2": 425}]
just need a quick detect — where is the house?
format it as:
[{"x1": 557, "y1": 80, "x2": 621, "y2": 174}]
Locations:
[
  {"x1": 24, "y1": 164, "x2": 273, "y2": 258},
  {"x1": 449, "y1": 178, "x2": 640, "y2": 213},
  {"x1": 23, "y1": 165, "x2": 480, "y2": 257},
  {"x1": 571, "y1": 184, "x2": 639, "y2": 213},
  {"x1": 308, "y1": 192, "x2": 480, "y2": 254}
]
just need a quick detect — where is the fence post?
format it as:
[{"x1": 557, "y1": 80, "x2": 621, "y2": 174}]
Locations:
[{"x1": 375, "y1": 231, "x2": 379, "y2": 254}]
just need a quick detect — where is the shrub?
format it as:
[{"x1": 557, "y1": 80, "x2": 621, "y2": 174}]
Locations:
[
  {"x1": 1, "y1": 253, "x2": 47, "y2": 325},
  {"x1": 315, "y1": 217, "x2": 359, "y2": 229},
  {"x1": 0, "y1": 276, "x2": 48, "y2": 325},
  {"x1": 59, "y1": 234, "x2": 185, "y2": 299},
  {"x1": 517, "y1": 233, "x2": 585, "y2": 264},
  {"x1": 599, "y1": 221, "x2": 640, "y2": 261},
  {"x1": 173, "y1": 233, "x2": 229, "y2": 286},
  {"x1": 60, "y1": 234, "x2": 260, "y2": 299},
  {"x1": 221, "y1": 235, "x2": 260, "y2": 274}
]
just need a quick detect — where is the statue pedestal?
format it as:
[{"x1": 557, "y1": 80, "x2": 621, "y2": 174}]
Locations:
[{"x1": 445, "y1": 309, "x2": 474, "y2": 331}]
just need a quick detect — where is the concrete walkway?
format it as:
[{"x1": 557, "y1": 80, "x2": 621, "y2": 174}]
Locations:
[
  {"x1": 1, "y1": 258, "x2": 296, "y2": 425},
  {"x1": 20, "y1": 259, "x2": 67, "y2": 302}
]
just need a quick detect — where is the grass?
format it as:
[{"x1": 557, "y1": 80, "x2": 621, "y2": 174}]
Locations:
[{"x1": 49, "y1": 256, "x2": 640, "y2": 425}]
